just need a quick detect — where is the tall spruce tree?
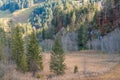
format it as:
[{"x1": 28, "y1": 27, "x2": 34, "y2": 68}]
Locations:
[
  {"x1": 50, "y1": 37, "x2": 66, "y2": 75},
  {"x1": 42, "y1": 28, "x2": 46, "y2": 40},
  {"x1": 78, "y1": 25, "x2": 84, "y2": 50},
  {"x1": 27, "y1": 29, "x2": 43, "y2": 76},
  {"x1": 78, "y1": 18, "x2": 88, "y2": 50},
  {"x1": 11, "y1": 25, "x2": 28, "y2": 72}
]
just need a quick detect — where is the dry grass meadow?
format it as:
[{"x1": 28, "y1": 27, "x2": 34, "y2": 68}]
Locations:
[{"x1": 2, "y1": 50, "x2": 120, "y2": 80}]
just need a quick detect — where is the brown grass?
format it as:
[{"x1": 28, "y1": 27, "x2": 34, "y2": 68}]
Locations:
[
  {"x1": 2, "y1": 51, "x2": 120, "y2": 80},
  {"x1": 82, "y1": 63, "x2": 120, "y2": 80}
]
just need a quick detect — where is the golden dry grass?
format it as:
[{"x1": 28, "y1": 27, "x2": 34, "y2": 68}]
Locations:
[
  {"x1": 82, "y1": 63, "x2": 120, "y2": 80},
  {"x1": 43, "y1": 52, "x2": 120, "y2": 80},
  {"x1": 2, "y1": 51, "x2": 120, "y2": 80}
]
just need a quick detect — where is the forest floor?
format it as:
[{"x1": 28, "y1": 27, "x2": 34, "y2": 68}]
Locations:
[{"x1": 2, "y1": 50, "x2": 120, "y2": 80}]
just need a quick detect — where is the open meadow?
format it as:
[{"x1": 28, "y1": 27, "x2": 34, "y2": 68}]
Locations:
[{"x1": 2, "y1": 51, "x2": 120, "y2": 80}]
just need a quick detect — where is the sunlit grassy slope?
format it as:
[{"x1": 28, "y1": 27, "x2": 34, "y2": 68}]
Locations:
[
  {"x1": 0, "y1": 10, "x2": 12, "y2": 18},
  {"x1": 0, "y1": 3, "x2": 44, "y2": 24}
]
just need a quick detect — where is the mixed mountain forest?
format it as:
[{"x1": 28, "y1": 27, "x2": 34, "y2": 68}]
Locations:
[{"x1": 0, "y1": 0, "x2": 120, "y2": 80}]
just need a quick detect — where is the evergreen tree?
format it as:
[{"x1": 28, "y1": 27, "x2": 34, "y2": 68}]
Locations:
[
  {"x1": 78, "y1": 25, "x2": 84, "y2": 50},
  {"x1": 71, "y1": 11, "x2": 76, "y2": 31},
  {"x1": 11, "y1": 25, "x2": 28, "y2": 72},
  {"x1": 50, "y1": 37, "x2": 66, "y2": 75},
  {"x1": 27, "y1": 30, "x2": 43, "y2": 76},
  {"x1": 78, "y1": 24, "x2": 88, "y2": 50},
  {"x1": 42, "y1": 28, "x2": 46, "y2": 40},
  {"x1": 82, "y1": 18, "x2": 88, "y2": 49}
]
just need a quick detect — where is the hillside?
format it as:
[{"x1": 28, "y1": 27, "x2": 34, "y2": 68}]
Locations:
[
  {"x1": 0, "y1": 0, "x2": 119, "y2": 52},
  {"x1": 0, "y1": 0, "x2": 45, "y2": 12},
  {"x1": 0, "y1": 1, "x2": 45, "y2": 23},
  {"x1": 11, "y1": 3, "x2": 44, "y2": 24}
]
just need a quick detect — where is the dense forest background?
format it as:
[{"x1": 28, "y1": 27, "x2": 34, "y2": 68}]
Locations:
[{"x1": 0, "y1": 0, "x2": 120, "y2": 52}]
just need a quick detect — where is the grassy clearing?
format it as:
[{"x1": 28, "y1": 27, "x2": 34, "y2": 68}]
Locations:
[
  {"x1": 0, "y1": 3, "x2": 44, "y2": 24},
  {"x1": 83, "y1": 63, "x2": 120, "y2": 80},
  {"x1": 2, "y1": 51, "x2": 120, "y2": 80},
  {"x1": 0, "y1": 10, "x2": 12, "y2": 18}
]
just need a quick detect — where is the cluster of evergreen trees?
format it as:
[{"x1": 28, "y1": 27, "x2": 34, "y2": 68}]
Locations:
[
  {"x1": 29, "y1": 0, "x2": 99, "y2": 50},
  {"x1": 29, "y1": 0, "x2": 54, "y2": 29},
  {"x1": 7, "y1": 23, "x2": 66, "y2": 76},
  {"x1": 0, "y1": 21, "x2": 66, "y2": 78},
  {"x1": 11, "y1": 24, "x2": 43, "y2": 75}
]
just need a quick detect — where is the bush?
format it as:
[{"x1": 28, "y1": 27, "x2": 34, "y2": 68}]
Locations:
[
  {"x1": 36, "y1": 74, "x2": 41, "y2": 79},
  {"x1": 74, "y1": 65, "x2": 78, "y2": 73}
]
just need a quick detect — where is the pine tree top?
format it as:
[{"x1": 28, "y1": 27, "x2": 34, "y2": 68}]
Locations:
[{"x1": 52, "y1": 37, "x2": 64, "y2": 55}]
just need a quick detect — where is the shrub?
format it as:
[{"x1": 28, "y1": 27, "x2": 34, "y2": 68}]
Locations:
[
  {"x1": 36, "y1": 74, "x2": 41, "y2": 79},
  {"x1": 74, "y1": 65, "x2": 78, "y2": 73}
]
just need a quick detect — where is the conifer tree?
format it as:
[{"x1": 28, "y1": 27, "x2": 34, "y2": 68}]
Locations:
[
  {"x1": 50, "y1": 37, "x2": 66, "y2": 75},
  {"x1": 71, "y1": 11, "x2": 76, "y2": 31},
  {"x1": 11, "y1": 25, "x2": 28, "y2": 72},
  {"x1": 42, "y1": 28, "x2": 46, "y2": 40},
  {"x1": 78, "y1": 25, "x2": 84, "y2": 50},
  {"x1": 78, "y1": 25, "x2": 88, "y2": 50},
  {"x1": 78, "y1": 17, "x2": 88, "y2": 50},
  {"x1": 27, "y1": 29, "x2": 43, "y2": 76}
]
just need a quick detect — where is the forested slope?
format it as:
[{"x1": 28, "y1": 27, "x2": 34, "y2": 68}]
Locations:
[{"x1": 0, "y1": 0, "x2": 120, "y2": 52}]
